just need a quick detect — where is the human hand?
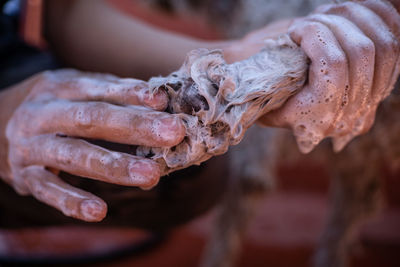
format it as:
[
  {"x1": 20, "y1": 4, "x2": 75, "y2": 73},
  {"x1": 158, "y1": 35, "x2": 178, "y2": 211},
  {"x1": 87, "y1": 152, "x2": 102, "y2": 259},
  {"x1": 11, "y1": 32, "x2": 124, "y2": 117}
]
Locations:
[
  {"x1": 2, "y1": 70, "x2": 185, "y2": 222},
  {"x1": 259, "y1": 0, "x2": 400, "y2": 153}
]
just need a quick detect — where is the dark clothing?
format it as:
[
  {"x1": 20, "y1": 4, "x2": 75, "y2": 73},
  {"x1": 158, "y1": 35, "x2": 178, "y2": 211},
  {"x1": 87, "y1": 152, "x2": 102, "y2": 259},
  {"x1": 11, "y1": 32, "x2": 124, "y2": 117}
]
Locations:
[{"x1": 0, "y1": 1, "x2": 58, "y2": 89}]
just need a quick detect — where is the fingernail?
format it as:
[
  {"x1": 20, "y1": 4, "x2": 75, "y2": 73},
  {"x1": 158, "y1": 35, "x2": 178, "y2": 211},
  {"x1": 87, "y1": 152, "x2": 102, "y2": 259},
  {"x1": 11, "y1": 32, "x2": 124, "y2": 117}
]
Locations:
[
  {"x1": 140, "y1": 184, "x2": 157, "y2": 191},
  {"x1": 143, "y1": 90, "x2": 168, "y2": 110},
  {"x1": 80, "y1": 199, "x2": 107, "y2": 222},
  {"x1": 154, "y1": 116, "x2": 185, "y2": 146},
  {"x1": 128, "y1": 160, "x2": 160, "y2": 187}
]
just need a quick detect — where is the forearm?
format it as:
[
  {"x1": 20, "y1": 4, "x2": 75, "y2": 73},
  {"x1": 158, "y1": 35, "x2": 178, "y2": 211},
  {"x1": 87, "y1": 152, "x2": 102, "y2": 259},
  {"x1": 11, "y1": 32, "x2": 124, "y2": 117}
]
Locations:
[
  {"x1": 44, "y1": 0, "x2": 294, "y2": 79},
  {"x1": 45, "y1": 0, "x2": 235, "y2": 79}
]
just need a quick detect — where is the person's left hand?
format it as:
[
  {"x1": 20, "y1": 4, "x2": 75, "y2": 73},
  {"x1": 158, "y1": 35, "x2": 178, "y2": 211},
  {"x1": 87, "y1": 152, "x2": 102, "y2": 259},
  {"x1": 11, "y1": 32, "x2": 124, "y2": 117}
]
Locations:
[{"x1": 1, "y1": 69, "x2": 185, "y2": 222}]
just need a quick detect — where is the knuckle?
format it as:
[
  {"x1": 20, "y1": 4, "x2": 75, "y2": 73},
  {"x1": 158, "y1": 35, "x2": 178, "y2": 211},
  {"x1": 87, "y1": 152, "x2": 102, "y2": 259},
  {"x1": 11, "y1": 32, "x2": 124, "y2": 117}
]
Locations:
[
  {"x1": 29, "y1": 71, "x2": 52, "y2": 92},
  {"x1": 302, "y1": 20, "x2": 324, "y2": 32},
  {"x1": 316, "y1": 3, "x2": 334, "y2": 14},
  {"x1": 35, "y1": 71, "x2": 53, "y2": 83},
  {"x1": 325, "y1": 54, "x2": 347, "y2": 69},
  {"x1": 72, "y1": 102, "x2": 107, "y2": 128},
  {"x1": 340, "y1": 2, "x2": 360, "y2": 13},
  {"x1": 28, "y1": 71, "x2": 62, "y2": 97},
  {"x1": 99, "y1": 152, "x2": 124, "y2": 178},
  {"x1": 323, "y1": 3, "x2": 348, "y2": 15},
  {"x1": 289, "y1": 19, "x2": 317, "y2": 35},
  {"x1": 31, "y1": 69, "x2": 82, "y2": 94},
  {"x1": 53, "y1": 142, "x2": 74, "y2": 166},
  {"x1": 72, "y1": 105, "x2": 93, "y2": 127},
  {"x1": 33, "y1": 70, "x2": 63, "y2": 88},
  {"x1": 381, "y1": 35, "x2": 399, "y2": 56},
  {"x1": 357, "y1": 38, "x2": 375, "y2": 55}
]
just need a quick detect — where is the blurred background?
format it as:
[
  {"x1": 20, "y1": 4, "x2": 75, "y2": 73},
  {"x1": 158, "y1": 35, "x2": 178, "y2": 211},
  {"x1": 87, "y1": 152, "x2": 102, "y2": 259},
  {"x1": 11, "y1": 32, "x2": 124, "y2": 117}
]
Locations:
[{"x1": 0, "y1": 0, "x2": 399, "y2": 266}]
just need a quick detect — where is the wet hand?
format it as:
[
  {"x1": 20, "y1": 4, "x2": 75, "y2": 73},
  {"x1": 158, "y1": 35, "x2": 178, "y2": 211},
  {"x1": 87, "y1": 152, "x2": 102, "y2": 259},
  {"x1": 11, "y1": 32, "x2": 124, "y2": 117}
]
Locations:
[
  {"x1": 3, "y1": 70, "x2": 185, "y2": 222},
  {"x1": 259, "y1": 0, "x2": 400, "y2": 153}
]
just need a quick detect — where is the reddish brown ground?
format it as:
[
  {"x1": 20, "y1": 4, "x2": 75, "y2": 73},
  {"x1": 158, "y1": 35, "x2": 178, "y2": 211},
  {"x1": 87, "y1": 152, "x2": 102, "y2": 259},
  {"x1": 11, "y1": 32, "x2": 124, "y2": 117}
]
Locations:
[
  {"x1": 90, "y1": 161, "x2": 399, "y2": 267},
  {"x1": 1, "y1": 160, "x2": 399, "y2": 267}
]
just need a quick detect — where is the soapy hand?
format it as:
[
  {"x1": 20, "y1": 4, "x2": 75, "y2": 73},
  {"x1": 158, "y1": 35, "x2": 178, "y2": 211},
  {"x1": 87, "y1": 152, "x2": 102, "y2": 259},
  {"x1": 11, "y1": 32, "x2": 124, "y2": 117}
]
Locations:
[
  {"x1": 259, "y1": 0, "x2": 400, "y2": 153},
  {"x1": 3, "y1": 70, "x2": 185, "y2": 222}
]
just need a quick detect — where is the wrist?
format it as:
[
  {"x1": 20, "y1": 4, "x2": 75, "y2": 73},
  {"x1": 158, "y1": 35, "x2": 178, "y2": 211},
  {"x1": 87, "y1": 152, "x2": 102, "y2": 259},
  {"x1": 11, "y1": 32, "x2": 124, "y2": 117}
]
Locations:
[
  {"x1": 199, "y1": 38, "x2": 258, "y2": 64},
  {"x1": 193, "y1": 38, "x2": 241, "y2": 64},
  {"x1": 221, "y1": 40, "x2": 244, "y2": 64},
  {"x1": 222, "y1": 18, "x2": 294, "y2": 63}
]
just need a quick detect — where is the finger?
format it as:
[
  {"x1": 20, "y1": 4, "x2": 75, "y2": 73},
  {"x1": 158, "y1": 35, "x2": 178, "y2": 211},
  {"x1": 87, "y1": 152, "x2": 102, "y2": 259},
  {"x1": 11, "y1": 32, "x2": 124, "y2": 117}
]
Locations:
[
  {"x1": 357, "y1": 0, "x2": 400, "y2": 100},
  {"x1": 321, "y1": 2, "x2": 399, "y2": 101},
  {"x1": 357, "y1": 0, "x2": 400, "y2": 39},
  {"x1": 20, "y1": 165, "x2": 107, "y2": 222},
  {"x1": 307, "y1": 14, "x2": 375, "y2": 151},
  {"x1": 314, "y1": 3, "x2": 336, "y2": 13},
  {"x1": 320, "y1": 2, "x2": 400, "y2": 139},
  {"x1": 38, "y1": 69, "x2": 168, "y2": 110},
  {"x1": 22, "y1": 135, "x2": 161, "y2": 188},
  {"x1": 261, "y1": 19, "x2": 349, "y2": 153},
  {"x1": 24, "y1": 100, "x2": 185, "y2": 147}
]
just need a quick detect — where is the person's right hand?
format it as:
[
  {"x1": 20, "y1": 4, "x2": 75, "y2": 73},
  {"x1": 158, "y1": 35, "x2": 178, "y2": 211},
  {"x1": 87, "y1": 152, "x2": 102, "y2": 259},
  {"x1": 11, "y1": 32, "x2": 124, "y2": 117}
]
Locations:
[
  {"x1": 1, "y1": 69, "x2": 185, "y2": 222},
  {"x1": 259, "y1": 0, "x2": 400, "y2": 153}
]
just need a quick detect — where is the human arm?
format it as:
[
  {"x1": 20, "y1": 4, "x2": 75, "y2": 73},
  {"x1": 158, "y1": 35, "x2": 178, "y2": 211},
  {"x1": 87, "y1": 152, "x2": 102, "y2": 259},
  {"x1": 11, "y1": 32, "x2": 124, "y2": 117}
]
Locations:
[
  {"x1": 44, "y1": 0, "x2": 295, "y2": 79},
  {"x1": 44, "y1": 0, "x2": 239, "y2": 79}
]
